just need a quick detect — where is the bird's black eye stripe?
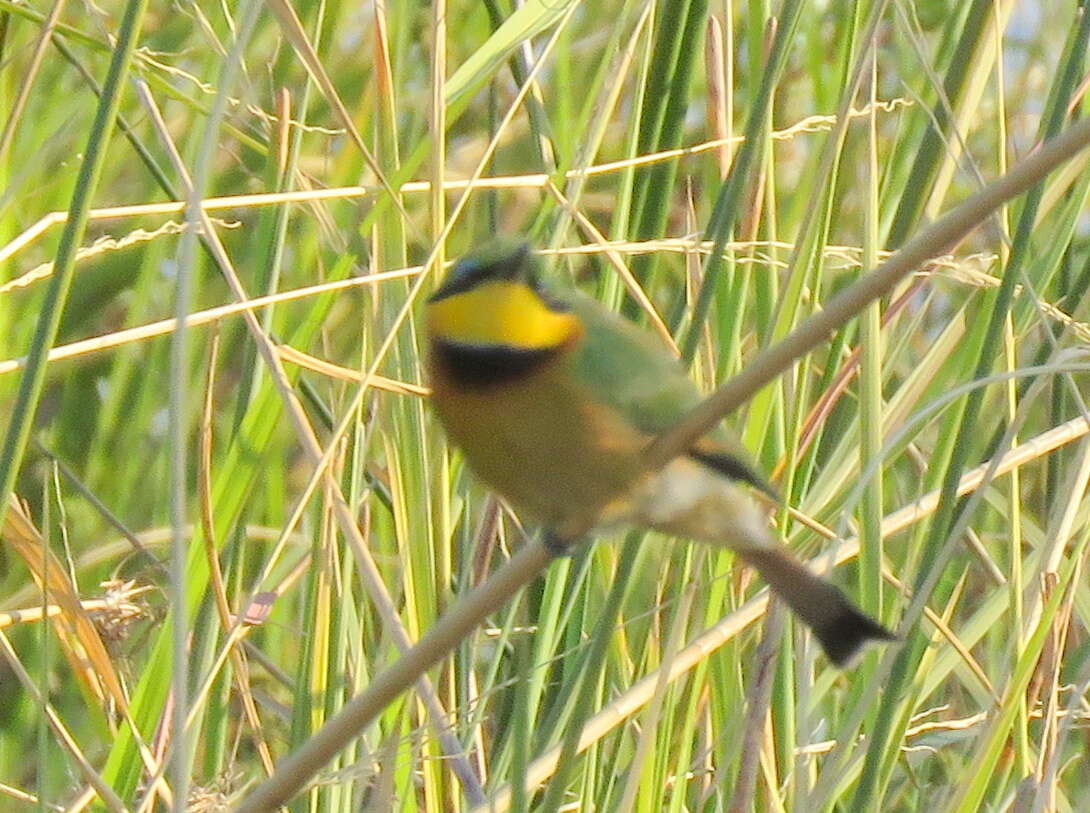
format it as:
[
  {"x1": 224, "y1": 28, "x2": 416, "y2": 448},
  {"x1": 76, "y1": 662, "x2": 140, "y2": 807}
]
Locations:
[
  {"x1": 532, "y1": 280, "x2": 572, "y2": 313},
  {"x1": 429, "y1": 243, "x2": 535, "y2": 302},
  {"x1": 429, "y1": 261, "x2": 492, "y2": 302},
  {"x1": 427, "y1": 244, "x2": 573, "y2": 314}
]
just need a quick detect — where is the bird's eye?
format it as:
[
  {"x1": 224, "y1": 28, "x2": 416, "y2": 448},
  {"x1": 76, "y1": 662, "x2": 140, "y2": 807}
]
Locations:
[
  {"x1": 430, "y1": 259, "x2": 490, "y2": 301},
  {"x1": 453, "y1": 260, "x2": 480, "y2": 280},
  {"x1": 430, "y1": 242, "x2": 533, "y2": 302}
]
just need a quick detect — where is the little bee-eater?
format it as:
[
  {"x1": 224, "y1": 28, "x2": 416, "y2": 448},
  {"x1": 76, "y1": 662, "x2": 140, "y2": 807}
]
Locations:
[{"x1": 425, "y1": 240, "x2": 894, "y2": 665}]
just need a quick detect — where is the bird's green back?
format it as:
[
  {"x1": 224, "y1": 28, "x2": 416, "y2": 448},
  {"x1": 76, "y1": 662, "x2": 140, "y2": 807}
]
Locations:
[{"x1": 558, "y1": 288, "x2": 775, "y2": 497}]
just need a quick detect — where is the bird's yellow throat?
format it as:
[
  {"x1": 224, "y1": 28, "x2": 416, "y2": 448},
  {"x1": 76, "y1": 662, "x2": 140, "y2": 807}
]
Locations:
[{"x1": 426, "y1": 279, "x2": 581, "y2": 350}]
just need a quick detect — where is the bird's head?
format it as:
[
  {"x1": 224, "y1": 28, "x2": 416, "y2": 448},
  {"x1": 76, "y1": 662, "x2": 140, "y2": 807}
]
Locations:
[
  {"x1": 429, "y1": 239, "x2": 537, "y2": 302},
  {"x1": 425, "y1": 240, "x2": 579, "y2": 352}
]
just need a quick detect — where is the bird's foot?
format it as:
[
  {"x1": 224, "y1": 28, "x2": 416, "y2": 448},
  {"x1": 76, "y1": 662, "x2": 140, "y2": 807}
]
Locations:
[{"x1": 543, "y1": 531, "x2": 579, "y2": 557}]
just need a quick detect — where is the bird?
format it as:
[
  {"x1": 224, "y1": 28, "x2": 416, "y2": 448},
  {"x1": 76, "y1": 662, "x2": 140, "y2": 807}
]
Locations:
[{"x1": 424, "y1": 239, "x2": 895, "y2": 666}]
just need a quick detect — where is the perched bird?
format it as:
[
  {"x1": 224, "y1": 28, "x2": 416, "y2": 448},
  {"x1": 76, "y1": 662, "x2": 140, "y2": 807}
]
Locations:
[{"x1": 425, "y1": 240, "x2": 894, "y2": 666}]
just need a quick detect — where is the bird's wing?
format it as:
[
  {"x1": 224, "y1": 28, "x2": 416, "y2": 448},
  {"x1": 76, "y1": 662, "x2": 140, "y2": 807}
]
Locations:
[{"x1": 563, "y1": 291, "x2": 776, "y2": 498}]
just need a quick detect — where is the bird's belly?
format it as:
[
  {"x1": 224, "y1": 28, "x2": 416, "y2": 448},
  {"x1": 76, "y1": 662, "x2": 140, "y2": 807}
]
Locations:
[{"x1": 431, "y1": 369, "x2": 647, "y2": 529}]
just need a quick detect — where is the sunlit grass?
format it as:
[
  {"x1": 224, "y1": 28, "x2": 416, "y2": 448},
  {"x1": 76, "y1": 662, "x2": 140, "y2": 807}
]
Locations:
[{"x1": 1, "y1": 2, "x2": 1089, "y2": 811}]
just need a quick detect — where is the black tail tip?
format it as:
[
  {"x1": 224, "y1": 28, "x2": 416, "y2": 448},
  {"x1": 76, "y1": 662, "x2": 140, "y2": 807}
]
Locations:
[{"x1": 812, "y1": 604, "x2": 898, "y2": 668}]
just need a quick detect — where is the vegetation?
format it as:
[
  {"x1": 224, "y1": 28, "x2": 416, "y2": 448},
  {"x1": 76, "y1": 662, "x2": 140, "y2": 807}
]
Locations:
[{"x1": 1, "y1": 1, "x2": 1088, "y2": 810}]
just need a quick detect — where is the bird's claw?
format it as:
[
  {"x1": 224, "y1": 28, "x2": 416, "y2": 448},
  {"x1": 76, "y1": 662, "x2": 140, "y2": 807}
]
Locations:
[{"x1": 543, "y1": 531, "x2": 578, "y2": 557}]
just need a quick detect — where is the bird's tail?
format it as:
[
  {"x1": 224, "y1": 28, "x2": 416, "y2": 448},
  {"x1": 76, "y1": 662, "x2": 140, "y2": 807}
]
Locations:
[{"x1": 737, "y1": 547, "x2": 896, "y2": 667}]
